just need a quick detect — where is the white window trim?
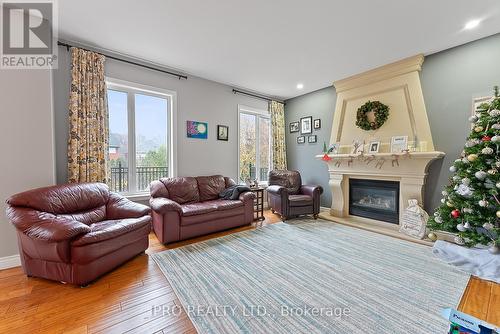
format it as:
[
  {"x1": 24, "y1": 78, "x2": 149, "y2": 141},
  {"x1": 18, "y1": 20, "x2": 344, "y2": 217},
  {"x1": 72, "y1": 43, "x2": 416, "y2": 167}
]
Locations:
[
  {"x1": 237, "y1": 104, "x2": 272, "y2": 186},
  {"x1": 106, "y1": 77, "x2": 178, "y2": 197}
]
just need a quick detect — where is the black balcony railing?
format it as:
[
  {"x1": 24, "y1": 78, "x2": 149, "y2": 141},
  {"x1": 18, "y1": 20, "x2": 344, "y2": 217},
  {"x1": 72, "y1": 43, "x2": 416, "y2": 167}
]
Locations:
[{"x1": 110, "y1": 164, "x2": 168, "y2": 192}]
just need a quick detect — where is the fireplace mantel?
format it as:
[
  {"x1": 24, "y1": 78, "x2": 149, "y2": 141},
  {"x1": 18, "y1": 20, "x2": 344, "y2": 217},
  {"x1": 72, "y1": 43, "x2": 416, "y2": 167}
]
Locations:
[{"x1": 317, "y1": 151, "x2": 444, "y2": 222}]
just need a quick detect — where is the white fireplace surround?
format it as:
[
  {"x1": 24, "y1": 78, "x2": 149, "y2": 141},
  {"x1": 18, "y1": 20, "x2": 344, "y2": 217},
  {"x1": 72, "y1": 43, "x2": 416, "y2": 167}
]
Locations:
[{"x1": 318, "y1": 55, "x2": 445, "y2": 242}]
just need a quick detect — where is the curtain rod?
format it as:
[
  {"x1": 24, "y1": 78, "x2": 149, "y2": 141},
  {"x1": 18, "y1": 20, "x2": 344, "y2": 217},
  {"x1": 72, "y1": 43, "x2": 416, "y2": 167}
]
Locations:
[
  {"x1": 232, "y1": 89, "x2": 284, "y2": 104},
  {"x1": 57, "y1": 41, "x2": 188, "y2": 80}
]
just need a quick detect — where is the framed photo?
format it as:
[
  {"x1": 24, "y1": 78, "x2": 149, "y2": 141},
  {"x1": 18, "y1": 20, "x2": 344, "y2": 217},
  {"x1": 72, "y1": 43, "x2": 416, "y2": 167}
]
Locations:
[
  {"x1": 313, "y1": 119, "x2": 321, "y2": 129},
  {"x1": 351, "y1": 140, "x2": 364, "y2": 154},
  {"x1": 300, "y1": 116, "x2": 313, "y2": 134},
  {"x1": 328, "y1": 142, "x2": 340, "y2": 154},
  {"x1": 187, "y1": 121, "x2": 208, "y2": 139},
  {"x1": 308, "y1": 135, "x2": 317, "y2": 143},
  {"x1": 289, "y1": 121, "x2": 299, "y2": 133},
  {"x1": 368, "y1": 141, "x2": 380, "y2": 154},
  {"x1": 217, "y1": 125, "x2": 228, "y2": 141},
  {"x1": 297, "y1": 136, "x2": 305, "y2": 144},
  {"x1": 391, "y1": 136, "x2": 408, "y2": 153}
]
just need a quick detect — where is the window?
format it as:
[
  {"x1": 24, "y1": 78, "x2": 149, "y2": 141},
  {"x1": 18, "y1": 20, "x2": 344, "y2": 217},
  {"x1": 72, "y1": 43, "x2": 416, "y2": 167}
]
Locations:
[
  {"x1": 107, "y1": 78, "x2": 176, "y2": 194},
  {"x1": 238, "y1": 105, "x2": 272, "y2": 183}
]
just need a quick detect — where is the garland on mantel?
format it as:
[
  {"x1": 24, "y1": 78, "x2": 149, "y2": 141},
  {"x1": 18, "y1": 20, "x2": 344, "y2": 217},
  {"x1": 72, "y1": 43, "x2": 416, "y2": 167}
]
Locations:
[{"x1": 327, "y1": 151, "x2": 412, "y2": 169}]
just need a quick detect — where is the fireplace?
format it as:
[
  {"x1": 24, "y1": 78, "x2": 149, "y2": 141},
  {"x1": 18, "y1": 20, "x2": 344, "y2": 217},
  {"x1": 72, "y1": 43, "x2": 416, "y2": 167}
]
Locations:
[{"x1": 349, "y1": 179, "x2": 400, "y2": 224}]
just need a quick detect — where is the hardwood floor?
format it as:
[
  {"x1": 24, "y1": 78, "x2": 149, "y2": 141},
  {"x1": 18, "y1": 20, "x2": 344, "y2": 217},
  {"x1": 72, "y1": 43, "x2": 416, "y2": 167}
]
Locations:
[{"x1": 0, "y1": 211, "x2": 498, "y2": 333}]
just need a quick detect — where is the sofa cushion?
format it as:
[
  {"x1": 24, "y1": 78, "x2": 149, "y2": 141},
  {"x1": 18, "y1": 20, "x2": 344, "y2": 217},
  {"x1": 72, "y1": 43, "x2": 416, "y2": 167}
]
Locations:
[
  {"x1": 71, "y1": 216, "x2": 151, "y2": 246},
  {"x1": 203, "y1": 199, "x2": 244, "y2": 211},
  {"x1": 196, "y1": 175, "x2": 226, "y2": 201},
  {"x1": 181, "y1": 202, "x2": 218, "y2": 216},
  {"x1": 288, "y1": 194, "x2": 313, "y2": 207},
  {"x1": 161, "y1": 177, "x2": 199, "y2": 204},
  {"x1": 181, "y1": 206, "x2": 245, "y2": 226}
]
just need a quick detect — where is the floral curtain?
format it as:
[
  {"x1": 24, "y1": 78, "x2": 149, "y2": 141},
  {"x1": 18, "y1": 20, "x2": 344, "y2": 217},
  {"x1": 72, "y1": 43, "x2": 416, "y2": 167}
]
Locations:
[
  {"x1": 270, "y1": 100, "x2": 287, "y2": 170},
  {"x1": 67, "y1": 47, "x2": 109, "y2": 183}
]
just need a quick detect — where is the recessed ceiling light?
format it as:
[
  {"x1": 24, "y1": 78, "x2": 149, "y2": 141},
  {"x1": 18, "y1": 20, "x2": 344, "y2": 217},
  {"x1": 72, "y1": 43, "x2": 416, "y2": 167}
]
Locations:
[
  {"x1": 464, "y1": 19, "x2": 480, "y2": 30},
  {"x1": 296, "y1": 83, "x2": 304, "y2": 90}
]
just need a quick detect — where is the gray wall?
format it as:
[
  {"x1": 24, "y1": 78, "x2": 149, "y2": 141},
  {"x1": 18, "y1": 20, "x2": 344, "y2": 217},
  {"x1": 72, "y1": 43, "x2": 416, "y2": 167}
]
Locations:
[
  {"x1": 53, "y1": 46, "x2": 268, "y2": 184},
  {"x1": 0, "y1": 70, "x2": 55, "y2": 258},
  {"x1": 285, "y1": 33, "x2": 500, "y2": 212},
  {"x1": 284, "y1": 87, "x2": 336, "y2": 207}
]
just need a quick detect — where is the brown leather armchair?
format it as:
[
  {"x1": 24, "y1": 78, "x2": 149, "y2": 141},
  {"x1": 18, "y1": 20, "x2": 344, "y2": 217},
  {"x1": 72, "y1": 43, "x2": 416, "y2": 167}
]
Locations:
[
  {"x1": 267, "y1": 170, "x2": 323, "y2": 221},
  {"x1": 6, "y1": 183, "x2": 151, "y2": 286}
]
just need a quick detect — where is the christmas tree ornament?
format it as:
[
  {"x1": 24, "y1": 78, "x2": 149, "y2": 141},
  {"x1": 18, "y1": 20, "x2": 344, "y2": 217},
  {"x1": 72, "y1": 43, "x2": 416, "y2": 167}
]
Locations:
[
  {"x1": 475, "y1": 171, "x2": 487, "y2": 180},
  {"x1": 428, "y1": 232, "x2": 437, "y2": 241},
  {"x1": 491, "y1": 135, "x2": 500, "y2": 143},
  {"x1": 434, "y1": 211, "x2": 440, "y2": 217},
  {"x1": 441, "y1": 198, "x2": 446, "y2": 204},
  {"x1": 449, "y1": 166, "x2": 457, "y2": 172},
  {"x1": 463, "y1": 208, "x2": 473, "y2": 213},
  {"x1": 488, "y1": 109, "x2": 500, "y2": 117},
  {"x1": 489, "y1": 245, "x2": 500, "y2": 254},
  {"x1": 496, "y1": 161, "x2": 500, "y2": 168},
  {"x1": 481, "y1": 147, "x2": 494, "y2": 155},
  {"x1": 434, "y1": 216, "x2": 442, "y2": 223},
  {"x1": 474, "y1": 126, "x2": 484, "y2": 132},
  {"x1": 461, "y1": 157, "x2": 469, "y2": 164},
  {"x1": 483, "y1": 223, "x2": 494, "y2": 230},
  {"x1": 465, "y1": 139, "x2": 480, "y2": 147},
  {"x1": 492, "y1": 123, "x2": 500, "y2": 130},
  {"x1": 454, "y1": 236, "x2": 465, "y2": 245},
  {"x1": 479, "y1": 199, "x2": 488, "y2": 207},
  {"x1": 482, "y1": 135, "x2": 492, "y2": 142},
  {"x1": 496, "y1": 182, "x2": 500, "y2": 188},
  {"x1": 464, "y1": 222, "x2": 471, "y2": 229},
  {"x1": 446, "y1": 201, "x2": 454, "y2": 207},
  {"x1": 497, "y1": 210, "x2": 500, "y2": 218},
  {"x1": 441, "y1": 190, "x2": 448, "y2": 196},
  {"x1": 468, "y1": 115, "x2": 478, "y2": 123},
  {"x1": 451, "y1": 210, "x2": 461, "y2": 218},
  {"x1": 461, "y1": 178, "x2": 471, "y2": 185},
  {"x1": 456, "y1": 184, "x2": 473, "y2": 197},
  {"x1": 453, "y1": 175, "x2": 461, "y2": 182},
  {"x1": 467, "y1": 154, "x2": 478, "y2": 162},
  {"x1": 488, "y1": 169, "x2": 497, "y2": 175},
  {"x1": 456, "y1": 223, "x2": 465, "y2": 231}
]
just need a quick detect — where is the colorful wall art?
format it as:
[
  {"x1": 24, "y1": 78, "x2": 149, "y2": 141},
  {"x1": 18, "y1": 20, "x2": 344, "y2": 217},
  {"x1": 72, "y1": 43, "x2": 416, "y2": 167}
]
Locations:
[{"x1": 187, "y1": 121, "x2": 208, "y2": 139}]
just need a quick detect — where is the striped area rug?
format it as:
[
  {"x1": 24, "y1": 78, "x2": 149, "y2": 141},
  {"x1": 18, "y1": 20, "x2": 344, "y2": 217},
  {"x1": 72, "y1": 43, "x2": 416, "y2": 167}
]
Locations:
[{"x1": 152, "y1": 218, "x2": 469, "y2": 333}]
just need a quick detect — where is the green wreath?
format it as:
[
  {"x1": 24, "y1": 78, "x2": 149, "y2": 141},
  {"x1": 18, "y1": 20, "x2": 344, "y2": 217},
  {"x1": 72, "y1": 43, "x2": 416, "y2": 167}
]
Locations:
[{"x1": 355, "y1": 100, "x2": 389, "y2": 131}]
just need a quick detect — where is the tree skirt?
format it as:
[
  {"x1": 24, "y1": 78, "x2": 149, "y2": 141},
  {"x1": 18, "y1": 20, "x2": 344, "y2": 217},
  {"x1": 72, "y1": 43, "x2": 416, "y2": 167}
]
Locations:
[{"x1": 432, "y1": 240, "x2": 500, "y2": 283}]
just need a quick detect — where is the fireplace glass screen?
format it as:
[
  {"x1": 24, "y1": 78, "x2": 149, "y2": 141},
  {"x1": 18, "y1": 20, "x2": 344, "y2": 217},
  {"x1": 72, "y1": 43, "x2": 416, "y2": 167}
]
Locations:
[{"x1": 349, "y1": 179, "x2": 399, "y2": 224}]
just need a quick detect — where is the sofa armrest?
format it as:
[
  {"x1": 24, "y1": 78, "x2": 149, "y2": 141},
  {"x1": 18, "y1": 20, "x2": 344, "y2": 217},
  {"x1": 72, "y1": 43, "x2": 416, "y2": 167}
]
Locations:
[
  {"x1": 266, "y1": 185, "x2": 287, "y2": 196},
  {"x1": 150, "y1": 197, "x2": 182, "y2": 215},
  {"x1": 7, "y1": 207, "x2": 90, "y2": 242},
  {"x1": 300, "y1": 185, "x2": 323, "y2": 197},
  {"x1": 239, "y1": 191, "x2": 256, "y2": 203},
  {"x1": 106, "y1": 192, "x2": 151, "y2": 220}
]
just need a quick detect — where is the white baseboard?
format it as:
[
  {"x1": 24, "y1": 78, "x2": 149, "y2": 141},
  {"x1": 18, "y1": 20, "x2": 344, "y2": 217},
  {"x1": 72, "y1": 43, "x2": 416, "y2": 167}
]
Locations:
[{"x1": 0, "y1": 254, "x2": 21, "y2": 270}]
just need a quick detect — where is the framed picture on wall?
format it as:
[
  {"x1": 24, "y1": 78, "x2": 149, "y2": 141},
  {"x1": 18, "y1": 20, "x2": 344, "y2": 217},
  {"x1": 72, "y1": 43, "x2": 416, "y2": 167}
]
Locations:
[
  {"x1": 187, "y1": 121, "x2": 208, "y2": 139},
  {"x1": 217, "y1": 125, "x2": 229, "y2": 141},
  {"x1": 300, "y1": 116, "x2": 313, "y2": 134},
  {"x1": 297, "y1": 136, "x2": 305, "y2": 144},
  {"x1": 313, "y1": 119, "x2": 321, "y2": 129},
  {"x1": 289, "y1": 121, "x2": 299, "y2": 133},
  {"x1": 308, "y1": 135, "x2": 317, "y2": 143}
]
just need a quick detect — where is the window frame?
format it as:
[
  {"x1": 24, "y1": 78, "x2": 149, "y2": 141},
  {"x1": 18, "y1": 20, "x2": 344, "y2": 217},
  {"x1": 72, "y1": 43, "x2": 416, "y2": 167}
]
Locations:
[
  {"x1": 237, "y1": 104, "x2": 272, "y2": 185},
  {"x1": 106, "y1": 77, "x2": 178, "y2": 197}
]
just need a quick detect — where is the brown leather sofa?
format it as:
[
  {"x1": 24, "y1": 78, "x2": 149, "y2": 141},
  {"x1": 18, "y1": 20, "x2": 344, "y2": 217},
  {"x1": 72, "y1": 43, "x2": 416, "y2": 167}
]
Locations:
[
  {"x1": 150, "y1": 175, "x2": 255, "y2": 244},
  {"x1": 6, "y1": 183, "x2": 151, "y2": 286},
  {"x1": 267, "y1": 170, "x2": 323, "y2": 220}
]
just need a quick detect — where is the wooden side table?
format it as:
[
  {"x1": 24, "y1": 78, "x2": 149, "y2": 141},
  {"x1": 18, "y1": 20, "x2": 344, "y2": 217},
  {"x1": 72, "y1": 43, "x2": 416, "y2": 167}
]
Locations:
[{"x1": 249, "y1": 187, "x2": 265, "y2": 222}]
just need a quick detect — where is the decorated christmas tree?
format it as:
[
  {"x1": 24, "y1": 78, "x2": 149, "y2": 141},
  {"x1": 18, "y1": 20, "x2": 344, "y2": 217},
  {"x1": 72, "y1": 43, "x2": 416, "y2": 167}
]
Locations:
[{"x1": 428, "y1": 87, "x2": 500, "y2": 250}]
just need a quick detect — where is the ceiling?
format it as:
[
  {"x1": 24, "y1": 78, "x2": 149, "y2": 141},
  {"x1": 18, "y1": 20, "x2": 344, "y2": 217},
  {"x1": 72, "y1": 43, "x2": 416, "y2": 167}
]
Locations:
[{"x1": 58, "y1": 0, "x2": 500, "y2": 100}]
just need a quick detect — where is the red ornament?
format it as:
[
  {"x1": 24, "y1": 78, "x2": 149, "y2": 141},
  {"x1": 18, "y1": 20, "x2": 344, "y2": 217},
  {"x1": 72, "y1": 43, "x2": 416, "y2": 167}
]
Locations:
[
  {"x1": 451, "y1": 209, "x2": 461, "y2": 218},
  {"x1": 482, "y1": 136, "x2": 491, "y2": 142},
  {"x1": 322, "y1": 154, "x2": 332, "y2": 162}
]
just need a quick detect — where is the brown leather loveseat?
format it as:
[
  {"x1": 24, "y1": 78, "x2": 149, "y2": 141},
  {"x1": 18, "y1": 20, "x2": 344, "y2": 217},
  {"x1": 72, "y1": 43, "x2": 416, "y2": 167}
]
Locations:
[
  {"x1": 150, "y1": 175, "x2": 255, "y2": 244},
  {"x1": 6, "y1": 183, "x2": 151, "y2": 286}
]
